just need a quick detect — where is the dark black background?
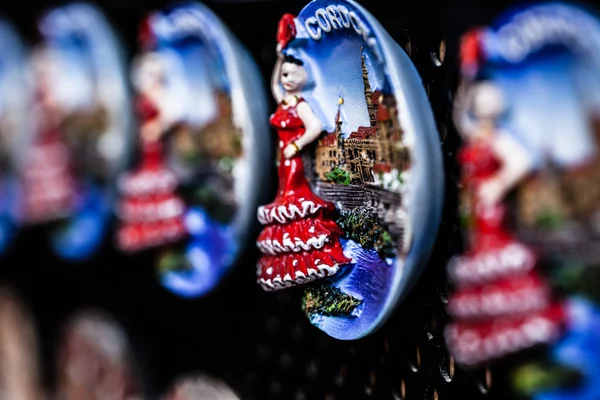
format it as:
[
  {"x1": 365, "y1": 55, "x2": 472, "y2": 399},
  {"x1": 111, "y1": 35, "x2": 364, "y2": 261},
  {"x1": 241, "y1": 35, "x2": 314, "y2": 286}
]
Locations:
[{"x1": 0, "y1": 0, "x2": 595, "y2": 399}]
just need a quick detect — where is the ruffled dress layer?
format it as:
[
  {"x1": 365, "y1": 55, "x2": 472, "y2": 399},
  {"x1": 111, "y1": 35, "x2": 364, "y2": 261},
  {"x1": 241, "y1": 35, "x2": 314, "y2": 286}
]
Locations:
[
  {"x1": 445, "y1": 143, "x2": 565, "y2": 366},
  {"x1": 115, "y1": 96, "x2": 187, "y2": 252},
  {"x1": 256, "y1": 98, "x2": 350, "y2": 291}
]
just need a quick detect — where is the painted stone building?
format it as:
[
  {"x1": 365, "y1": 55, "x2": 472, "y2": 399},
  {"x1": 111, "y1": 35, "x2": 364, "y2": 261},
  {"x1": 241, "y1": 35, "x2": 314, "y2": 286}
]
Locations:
[
  {"x1": 311, "y1": 53, "x2": 412, "y2": 242},
  {"x1": 314, "y1": 106, "x2": 344, "y2": 181},
  {"x1": 363, "y1": 53, "x2": 379, "y2": 127},
  {"x1": 345, "y1": 126, "x2": 378, "y2": 183},
  {"x1": 195, "y1": 90, "x2": 243, "y2": 160},
  {"x1": 517, "y1": 115, "x2": 600, "y2": 227},
  {"x1": 314, "y1": 52, "x2": 410, "y2": 187},
  {"x1": 171, "y1": 90, "x2": 242, "y2": 164}
]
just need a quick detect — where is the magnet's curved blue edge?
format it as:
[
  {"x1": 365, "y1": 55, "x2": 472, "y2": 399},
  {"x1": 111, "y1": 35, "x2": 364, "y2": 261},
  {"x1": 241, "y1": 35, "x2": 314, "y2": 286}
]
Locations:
[
  {"x1": 160, "y1": 207, "x2": 238, "y2": 298},
  {"x1": 534, "y1": 297, "x2": 600, "y2": 400},
  {"x1": 354, "y1": 1, "x2": 444, "y2": 339},
  {"x1": 145, "y1": 2, "x2": 271, "y2": 298},
  {"x1": 483, "y1": 2, "x2": 600, "y2": 68},
  {"x1": 39, "y1": 2, "x2": 133, "y2": 261},
  {"x1": 50, "y1": 182, "x2": 110, "y2": 261},
  {"x1": 296, "y1": 0, "x2": 444, "y2": 340},
  {"x1": 0, "y1": 18, "x2": 29, "y2": 254},
  {"x1": 0, "y1": 177, "x2": 19, "y2": 255},
  {"x1": 308, "y1": 240, "x2": 396, "y2": 340}
]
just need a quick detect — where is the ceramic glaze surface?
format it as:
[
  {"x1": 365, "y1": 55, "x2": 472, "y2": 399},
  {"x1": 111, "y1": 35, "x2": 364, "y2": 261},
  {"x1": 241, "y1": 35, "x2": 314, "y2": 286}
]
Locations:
[
  {"x1": 0, "y1": 20, "x2": 27, "y2": 255},
  {"x1": 446, "y1": 3, "x2": 600, "y2": 399},
  {"x1": 115, "y1": 2, "x2": 270, "y2": 298},
  {"x1": 256, "y1": 0, "x2": 443, "y2": 340},
  {"x1": 17, "y1": 3, "x2": 131, "y2": 261}
]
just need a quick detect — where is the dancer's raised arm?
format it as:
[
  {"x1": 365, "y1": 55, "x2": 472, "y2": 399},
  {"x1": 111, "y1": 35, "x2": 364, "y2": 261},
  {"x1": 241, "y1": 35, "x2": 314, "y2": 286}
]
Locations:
[{"x1": 271, "y1": 44, "x2": 284, "y2": 104}]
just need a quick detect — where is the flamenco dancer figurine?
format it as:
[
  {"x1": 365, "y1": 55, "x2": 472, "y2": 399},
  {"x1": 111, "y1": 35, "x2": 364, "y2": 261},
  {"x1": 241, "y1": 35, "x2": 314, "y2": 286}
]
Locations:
[
  {"x1": 115, "y1": 49, "x2": 187, "y2": 252},
  {"x1": 256, "y1": 14, "x2": 351, "y2": 291},
  {"x1": 20, "y1": 48, "x2": 77, "y2": 224},
  {"x1": 445, "y1": 75, "x2": 565, "y2": 366}
]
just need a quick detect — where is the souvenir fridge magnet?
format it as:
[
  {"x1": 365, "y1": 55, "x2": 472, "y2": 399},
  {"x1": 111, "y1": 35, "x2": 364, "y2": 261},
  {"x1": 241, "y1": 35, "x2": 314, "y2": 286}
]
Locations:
[
  {"x1": 0, "y1": 19, "x2": 28, "y2": 255},
  {"x1": 257, "y1": 1, "x2": 444, "y2": 339},
  {"x1": 17, "y1": 3, "x2": 131, "y2": 261},
  {"x1": 446, "y1": 3, "x2": 600, "y2": 399},
  {"x1": 54, "y1": 309, "x2": 146, "y2": 399},
  {"x1": 115, "y1": 3, "x2": 270, "y2": 298},
  {"x1": 162, "y1": 374, "x2": 240, "y2": 400},
  {"x1": 0, "y1": 287, "x2": 44, "y2": 400}
]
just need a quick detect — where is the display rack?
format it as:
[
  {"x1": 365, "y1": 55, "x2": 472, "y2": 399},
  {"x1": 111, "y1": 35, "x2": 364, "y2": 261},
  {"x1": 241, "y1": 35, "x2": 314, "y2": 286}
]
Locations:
[{"x1": 0, "y1": 0, "x2": 557, "y2": 398}]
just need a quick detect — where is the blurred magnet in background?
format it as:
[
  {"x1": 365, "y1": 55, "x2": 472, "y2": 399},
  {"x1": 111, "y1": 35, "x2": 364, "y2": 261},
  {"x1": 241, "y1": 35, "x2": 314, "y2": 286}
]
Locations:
[
  {"x1": 446, "y1": 3, "x2": 600, "y2": 399},
  {"x1": 0, "y1": 287, "x2": 44, "y2": 400},
  {"x1": 162, "y1": 374, "x2": 240, "y2": 400},
  {"x1": 17, "y1": 2, "x2": 131, "y2": 261},
  {"x1": 114, "y1": 2, "x2": 270, "y2": 298},
  {"x1": 0, "y1": 18, "x2": 29, "y2": 255},
  {"x1": 55, "y1": 309, "x2": 145, "y2": 400},
  {"x1": 256, "y1": 0, "x2": 444, "y2": 340}
]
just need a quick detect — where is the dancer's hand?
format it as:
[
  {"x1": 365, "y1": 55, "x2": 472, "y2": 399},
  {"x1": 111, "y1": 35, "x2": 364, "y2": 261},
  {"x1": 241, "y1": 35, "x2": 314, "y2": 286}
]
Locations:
[
  {"x1": 477, "y1": 177, "x2": 505, "y2": 206},
  {"x1": 140, "y1": 120, "x2": 163, "y2": 143},
  {"x1": 283, "y1": 143, "x2": 298, "y2": 159}
]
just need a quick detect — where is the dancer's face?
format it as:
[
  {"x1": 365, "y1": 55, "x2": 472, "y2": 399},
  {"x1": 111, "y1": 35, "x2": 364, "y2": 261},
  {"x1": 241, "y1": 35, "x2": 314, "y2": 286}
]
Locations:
[
  {"x1": 471, "y1": 82, "x2": 505, "y2": 122},
  {"x1": 135, "y1": 54, "x2": 166, "y2": 96},
  {"x1": 463, "y1": 81, "x2": 506, "y2": 141},
  {"x1": 32, "y1": 48, "x2": 57, "y2": 103},
  {"x1": 281, "y1": 62, "x2": 307, "y2": 93}
]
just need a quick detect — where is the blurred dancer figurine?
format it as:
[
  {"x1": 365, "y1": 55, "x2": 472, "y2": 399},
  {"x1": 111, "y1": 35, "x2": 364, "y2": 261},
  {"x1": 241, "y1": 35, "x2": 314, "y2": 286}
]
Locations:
[
  {"x1": 20, "y1": 47, "x2": 77, "y2": 223},
  {"x1": 445, "y1": 51, "x2": 564, "y2": 365},
  {"x1": 255, "y1": 14, "x2": 351, "y2": 291},
  {"x1": 115, "y1": 25, "x2": 187, "y2": 252}
]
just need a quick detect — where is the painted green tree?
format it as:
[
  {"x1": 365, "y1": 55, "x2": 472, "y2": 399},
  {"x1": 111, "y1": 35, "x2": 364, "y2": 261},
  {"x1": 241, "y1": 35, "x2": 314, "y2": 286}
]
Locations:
[
  {"x1": 156, "y1": 250, "x2": 192, "y2": 276},
  {"x1": 336, "y1": 209, "x2": 396, "y2": 259},
  {"x1": 511, "y1": 362, "x2": 582, "y2": 398},
  {"x1": 325, "y1": 166, "x2": 352, "y2": 185},
  {"x1": 193, "y1": 185, "x2": 236, "y2": 223},
  {"x1": 302, "y1": 284, "x2": 362, "y2": 318}
]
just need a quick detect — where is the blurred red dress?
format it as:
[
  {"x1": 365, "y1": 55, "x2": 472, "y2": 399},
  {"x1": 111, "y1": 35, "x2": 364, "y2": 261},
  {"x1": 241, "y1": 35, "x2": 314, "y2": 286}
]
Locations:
[
  {"x1": 116, "y1": 95, "x2": 187, "y2": 252},
  {"x1": 20, "y1": 121, "x2": 77, "y2": 224},
  {"x1": 256, "y1": 98, "x2": 350, "y2": 291},
  {"x1": 445, "y1": 140, "x2": 565, "y2": 366}
]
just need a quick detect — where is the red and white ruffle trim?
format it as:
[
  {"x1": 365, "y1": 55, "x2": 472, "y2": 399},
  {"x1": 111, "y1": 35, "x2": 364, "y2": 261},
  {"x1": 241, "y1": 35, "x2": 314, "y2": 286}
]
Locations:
[
  {"x1": 118, "y1": 168, "x2": 178, "y2": 198},
  {"x1": 447, "y1": 272, "x2": 551, "y2": 320},
  {"x1": 445, "y1": 303, "x2": 565, "y2": 366},
  {"x1": 117, "y1": 197, "x2": 185, "y2": 223},
  {"x1": 117, "y1": 219, "x2": 187, "y2": 252},
  {"x1": 257, "y1": 233, "x2": 329, "y2": 255},
  {"x1": 257, "y1": 197, "x2": 329, "y2": 225},
  {"x1": 257, "y1": 249, "x2": 344, "y2": 291},
  {"x1": 256, "y1": 217, "x2": 341, "y2": 255},
  {"x1": 447, "y1": 241, "x2": 537, "y2": 288}
]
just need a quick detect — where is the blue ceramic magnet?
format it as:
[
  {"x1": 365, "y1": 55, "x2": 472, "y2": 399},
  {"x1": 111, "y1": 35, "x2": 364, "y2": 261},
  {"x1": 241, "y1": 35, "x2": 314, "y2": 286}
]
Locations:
[
  {"x1": 256, "y1": 0, "x2": 443, "y2": 340},
  {"x1": 0, "y1": 19, "x2": 28, "y2": 255},
  {"x1": 17, "y1": 3, "x2": 131, "y2": 261},
  {"x1": 114, "y1": 2, "x2": 270, "y2": 298},
  {"x1": 446, "y1": 3, "x2": 600, "y2": 399}
]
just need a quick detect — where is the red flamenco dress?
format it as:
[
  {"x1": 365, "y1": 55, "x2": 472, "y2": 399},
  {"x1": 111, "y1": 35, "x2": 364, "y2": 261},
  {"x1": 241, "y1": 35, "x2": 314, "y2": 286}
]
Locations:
[
  {"x1": 115, "y1": 95, "x2": 187, "y2": 252},
  {"x1": 444, "y1": 140, "x2": 565, "y2": 366},
  {"x1": 20, "y1": 120, "x2": 77, "y2": 224},
  {"x1": 256, "y1": 98, "x2": 351, "y2": 291}
]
